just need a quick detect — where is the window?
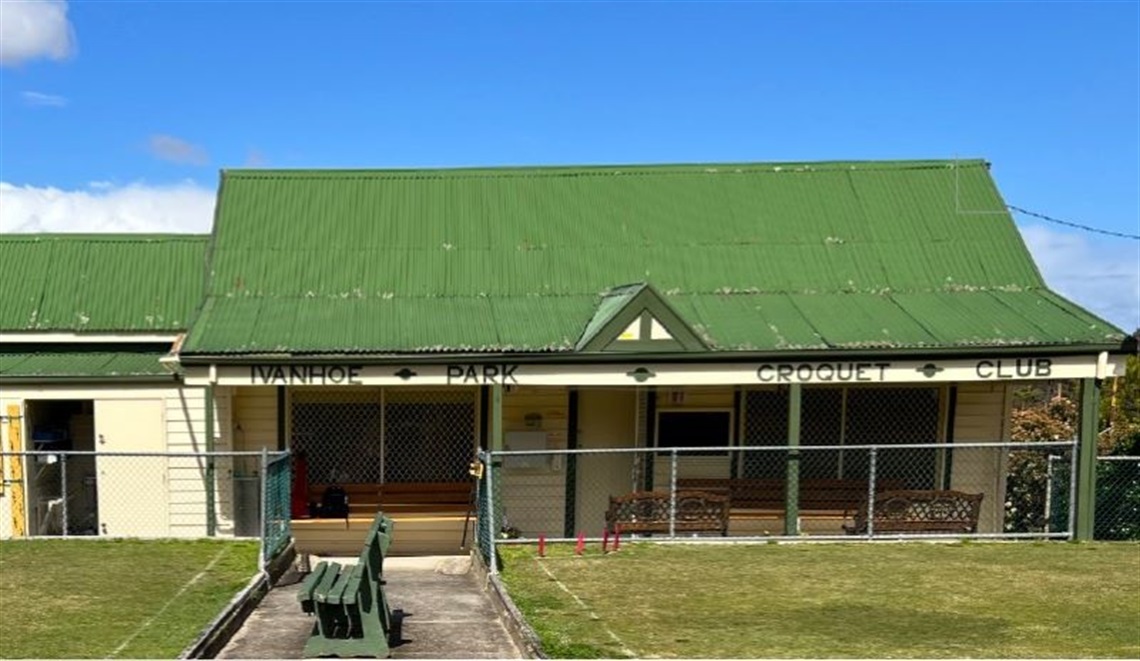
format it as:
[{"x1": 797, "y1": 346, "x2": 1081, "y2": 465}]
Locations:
[{"x1": 656, "y1": 410, "x2": 732, "y2": 455}]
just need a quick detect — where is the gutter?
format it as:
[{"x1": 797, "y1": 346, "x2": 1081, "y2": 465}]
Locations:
[
  {"x1": 0, "y1": 375, "x2": 179, "y2": 385},
  {"x1": 176, "y1": 340, "x2": 1136, "y2": 366}
]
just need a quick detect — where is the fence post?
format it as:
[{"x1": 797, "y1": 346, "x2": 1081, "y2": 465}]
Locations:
[
  {"x1": 669, "y1": 448, "x2": 678, "y2": 537},
  {"x1": 1075, "y1": 378, "x2": 1100, "y2": 541},
  {"x1": 1044, "y1": 454, "x2": 1057, "y2": 534},
  {"x1": 784, "y1": 383, "x2": 801, "y2": 536},
  {"x1": 260, "y1": 448, "x2": 269, "y2": 570},
  {"x1": 60, "y1": 453, "x2": 68, "y2": 538},
  {"x1": 867, "y1": 446, "x2": 878, "y2": 538},
  {"x1": 488, "y1": 383, "x2": 503, "y2": 574},
  {"x1": 486, "y1": 449, "x2": 498, "y2": 575},
  {"x1": 1067, "y1": 441, "x2": 1079, "y2": 540},
  {"x1": 205, "y1": 384, "x2": 216, "y2": 537},
  {"x1": 563, "y1": 389, "x2": 579, "y2": 538}
]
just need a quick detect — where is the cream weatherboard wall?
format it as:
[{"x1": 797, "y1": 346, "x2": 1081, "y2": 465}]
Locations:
[
  {"x1": 575, "y1": 388, "x2": 638, "y2": 536},
  {"x1": 950, "y1": 382, "x2": 1014, "y2": 534},
  {"x1": 500, "y1": 386, "x2": 569, "y2": 537},
  {"x1": 230, "y1": 386, "x2": 279, "y2": 452},
  {"x1": 0, "y1": 383, "x2": 225, "y2": 539}
]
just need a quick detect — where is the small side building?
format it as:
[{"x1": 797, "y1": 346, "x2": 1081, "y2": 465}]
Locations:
[{"x1": 0, "y1": 234, "x2": 225, "y2": 538}]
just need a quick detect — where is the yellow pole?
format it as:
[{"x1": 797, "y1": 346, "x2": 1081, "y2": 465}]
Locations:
[{"x1": 6, "y1": 404, "x2": 26, "y2": 537}]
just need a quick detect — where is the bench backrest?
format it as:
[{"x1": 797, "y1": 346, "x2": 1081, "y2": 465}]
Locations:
[
  {"x1": 853, "y1": 490, "x2": 984, "y2": 532},
  {"x1": 677, "y1": 478, "x2": 908, "y2": 510},
  {"x1": 360, "y1": 514, "x2": 394, "y2": 583},
  {"x1": 606, "y1": 490, "x2": 730, "y2": 532},
  {"x1": 307, "y1": 482, "x2": 471, "y2": 514}
]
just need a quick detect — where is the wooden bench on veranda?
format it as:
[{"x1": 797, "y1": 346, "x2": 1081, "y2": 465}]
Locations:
[
  {"x1": 676, "y1": 477, "x2": 908, "y2": 513},
  {"x1": 605, "y1": 490, "x2": 730, "y2": 537},
  {"x1": 307, "y1": 482, "x2": 473, "y2": 517},
  {"x1": 842, "y1": 490, "x2": 984, "y2": 535},
  {"x1": 297, "y1": 512, "x2": 396, "y2": 658}
]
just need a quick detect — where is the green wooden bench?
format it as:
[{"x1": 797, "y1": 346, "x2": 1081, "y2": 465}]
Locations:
[{"x1": 298, "y1": 512, "x2": 395, "y2": 658}]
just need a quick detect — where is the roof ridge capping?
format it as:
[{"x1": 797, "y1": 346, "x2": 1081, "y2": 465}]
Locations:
[
  {"x1": 0, "y1": 233, "x2": 209, "y2": 242},
  {"x1": 222, "y1": 158, "x2": 991, "y2": 179}
]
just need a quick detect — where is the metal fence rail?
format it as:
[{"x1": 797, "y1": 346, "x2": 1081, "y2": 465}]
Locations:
[{"x1": 0, "y1": 450, "x2": 292, "y2": 565}]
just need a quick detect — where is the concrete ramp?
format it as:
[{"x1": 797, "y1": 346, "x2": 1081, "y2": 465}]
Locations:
[{"x1": 218, "y1": 555, "x2": 522, "y2": 659}]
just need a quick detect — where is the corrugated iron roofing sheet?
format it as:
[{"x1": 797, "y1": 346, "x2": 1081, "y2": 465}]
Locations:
[
  {"x1": 182, "y1": 160, "x2": 1125, "y2": 354},
  {"x1": 0, "y1": 351, "x2": 172, "y2": 380},
  {"x1": 0, "y1": 234, "x2": 209, "y2": 332}
]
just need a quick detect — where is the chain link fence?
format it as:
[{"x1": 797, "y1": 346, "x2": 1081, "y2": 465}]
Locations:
[
  {"x1": 0, "y1": 450, "x2": 292, "y2": 564},
  {"x1": 479, "y1": 441, "x2": 1077, "y2": 560},
  {"x1": 289, "y1": 388, "x2": 476, "y2": 514},
  {"x1": 1043, "y1": 455, "x2": 1140, "y2": 540},
  {"x1": 475, "y1": 451, "x2": 498, "y2": 570},
  {"x1": 263, "y1": 450, "x2": 292, "y2": 565}
]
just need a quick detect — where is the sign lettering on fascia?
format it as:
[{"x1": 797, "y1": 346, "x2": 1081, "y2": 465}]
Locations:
[
  {"x1": 250, "y1": 365, "x2": 364, "y2": 385},
  {"x1": 754, "y1": 358, "x2": 1055, "y2": 383},
  {"x1": 756, "y1": 362, "x2": 892, "y2": 383},
  {"x1": 974, "y1": 358, "x2": 1052, "y2": 379},
  {"x1": 445, "y1": 364, "x2": 519, "y2": 385}
]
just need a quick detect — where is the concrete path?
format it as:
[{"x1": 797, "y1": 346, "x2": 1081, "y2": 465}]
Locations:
[{"x1": 218, "y1": 555, "x2": 523, "y2": 659}]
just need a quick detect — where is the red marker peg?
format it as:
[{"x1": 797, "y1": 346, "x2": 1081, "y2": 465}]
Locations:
[
  {"x1": 575, "y1": 532, "x2": 585, "y2": 555},
  {"x1": 538, "y1": 534, "x2": 546, "y2": 557}
]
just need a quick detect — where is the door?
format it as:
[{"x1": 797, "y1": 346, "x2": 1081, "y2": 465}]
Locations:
[{"x1": 95, "y1": 400, "x2": 168, "y2": 536}]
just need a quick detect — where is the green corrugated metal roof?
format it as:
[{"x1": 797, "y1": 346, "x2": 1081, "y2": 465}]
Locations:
[
  {"x1": 0, "y1": 351, "x2": 172, "y2": 381},
  {"x1": 181, "y1": 160, "x2": 1126, "y2": 355},
  {"x1": 0, "y1": 234, "x2": 209, "y2": 333}
]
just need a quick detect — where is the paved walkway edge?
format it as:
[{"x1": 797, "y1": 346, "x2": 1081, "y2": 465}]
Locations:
[
  {"x1": 180, "y1": 543, "x2": 298, "y2": 659},
  {"x1": 471, "y1": 552, "x2": 547, "y2": 659}
]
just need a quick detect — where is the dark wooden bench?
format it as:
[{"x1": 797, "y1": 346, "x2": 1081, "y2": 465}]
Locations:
[
  {"x1": 298, "y1": 512, "x2": 395, "y2": 657},
  {"x1": 308, "y1": 482, "x2": 472, "y2": 516},
  {"x1": 605, "y1": 490, "x2": 730, "y2": 537},
  {"x1": 676, "y1": 478, "x2": 907, "y2": 512},
  {"x1": 843, "y1": 490, "x2": 984, "y2": 535}
]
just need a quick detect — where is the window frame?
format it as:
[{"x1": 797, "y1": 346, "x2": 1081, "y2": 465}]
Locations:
[{"x1": 654, "y1": 407, "x2": 735, "y2": 456}]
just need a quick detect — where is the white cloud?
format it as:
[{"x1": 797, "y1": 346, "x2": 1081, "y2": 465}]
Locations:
[
  {"x1": 0, "y1": 180, "x2": 216, "y2": 234},
  {"x1": 148, "y1": 134, "x2": 209, "y2": 166},
  {"x1": 1020, "y1": 224, "x2": 1140, "y2": 332},
  {"x1": 0, "y1": 0, "x2": 76, "y2": 67},
  {"x1": 20, "y1": 90, "x2": 67, "y2": 107}
]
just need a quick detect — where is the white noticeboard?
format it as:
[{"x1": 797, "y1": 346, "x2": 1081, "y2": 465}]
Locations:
[{"x1": 504, "y1": 431, "x2": 559, "y2": 471}]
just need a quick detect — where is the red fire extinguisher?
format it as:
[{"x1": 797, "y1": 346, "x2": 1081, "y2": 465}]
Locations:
[{"x1": 292, "y1": 451, "x2": 310, "y2": 518}]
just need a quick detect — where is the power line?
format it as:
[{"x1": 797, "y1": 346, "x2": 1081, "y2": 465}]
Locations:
[{"x1": 1007, "y1": 205, "x2": 1140, "y2": 240}]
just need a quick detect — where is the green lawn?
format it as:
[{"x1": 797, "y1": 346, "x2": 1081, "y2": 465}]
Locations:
[
  {"x1": 0, "y1": 539, "x2": 259, "y2": 659},
  {"x1": 499, "y1": 542, "x2": 1140, "y2": 659}
]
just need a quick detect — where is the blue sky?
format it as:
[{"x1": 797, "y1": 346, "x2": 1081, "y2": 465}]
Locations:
[{"x1": 1, "y1": 1, "x2": 1137, "y2": 329}]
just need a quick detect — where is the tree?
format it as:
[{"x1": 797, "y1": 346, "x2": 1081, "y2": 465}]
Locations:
[
  {"x1": 1099, "y1": 352, "x2": 1140, "y2": 455},
  {"x1": 1005, "y1": 393, "x2": 1077, "y2": 532}
]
